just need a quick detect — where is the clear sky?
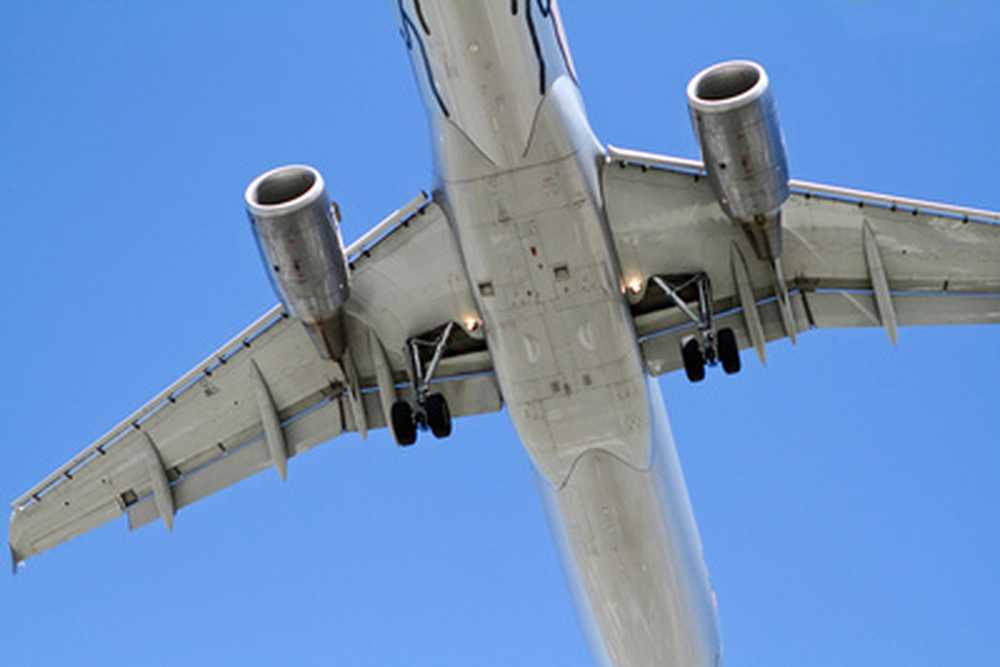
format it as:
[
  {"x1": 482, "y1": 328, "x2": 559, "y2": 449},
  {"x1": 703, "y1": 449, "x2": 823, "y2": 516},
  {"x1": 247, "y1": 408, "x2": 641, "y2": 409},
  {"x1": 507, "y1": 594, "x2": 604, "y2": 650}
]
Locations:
[{"x1": 2, "y1": 3, "x2": 998, "y2": 666}]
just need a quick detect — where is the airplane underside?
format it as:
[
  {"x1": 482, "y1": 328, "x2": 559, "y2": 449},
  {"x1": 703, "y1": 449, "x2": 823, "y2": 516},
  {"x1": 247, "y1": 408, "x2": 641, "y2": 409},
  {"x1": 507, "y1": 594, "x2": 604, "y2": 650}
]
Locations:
[
  {"x1": 11, "y1": 4, "x2": 1000, "y2": 667},
  {"x1": 412, "y1": 4, "x2": 724, "y2": 662},
  {"x1": 437, "y1": 95, "x2": 724, "y2": 661}
]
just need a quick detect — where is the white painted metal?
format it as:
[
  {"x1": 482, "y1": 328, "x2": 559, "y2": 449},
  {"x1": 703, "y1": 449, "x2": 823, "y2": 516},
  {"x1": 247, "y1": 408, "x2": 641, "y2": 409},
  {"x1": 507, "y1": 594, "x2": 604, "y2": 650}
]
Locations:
[
  {"x1": 540, "y1": 379, "x2": 721, "y2": 667},
  {"x1": 607, "y1": 145, "x2": 1000, "y2": 224},
  {"x1": 603, "y1": 159, "x2": 1000, "y2": 300},
  {"x1": 340, "y1": 345, "x2": 367, "y2": 441},
  {"x1": 400, "y1": 2, "x2": 719, "y2": 664},
  {"x1": 344, "y1": 199, "x2": 482, "y2": 356},
  {"x1": 369, "y1": 329, "x2": 398, "y2": 441},
  {"x1": 9, "y1": 195, "x2": 497, "y2": 561},
  {"x1": 772, "y1": 259, "x2": 799, "y2": 344},
  {"x1": 249, "y1": 359, "x2": 289, "y2": 481},
  {"x1": 11, "y1": 304, "x2": 282, "y2": 511},
  {"x1": 10, "y1": 317, "x2": 501, "y2": 560},
  {"x1": 141, "y1": 433, "x2": 175, "y2": 531},
  {"x1": 604, "y1": 159, "x2": 1000, "y2": 383},
  {"x1": 345, "y1": 191, "x2": 428, "y2": 258},
  {"x1": 862, "y1": 221, "x2": 899, "y2": 344},
  {"x1": 730, "y1": 243, "x2": 768, "y2": 364},
  {"x1": 124, "y1": 372, "x2": 502, "y2": 531},
  {"x1": 11, "y1": 196, "x2": 450, "y2": 512}
]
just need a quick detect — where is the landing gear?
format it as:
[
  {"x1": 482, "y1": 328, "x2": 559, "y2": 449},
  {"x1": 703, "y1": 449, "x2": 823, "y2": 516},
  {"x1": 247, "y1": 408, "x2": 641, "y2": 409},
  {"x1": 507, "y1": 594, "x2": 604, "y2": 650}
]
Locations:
[
  {"x1": 424, "y1": 393, "x2": 452, "y2": 439},
  {"x1": 390, "y1": 400, "x2": 417, "y2": 446},
  {"x1": 652, "y1": 273, "x2": 741, "y2": 383},
  {"x1": 391, "y1": 323, "x2": 456, "y2": 447},
  {"x1": 681, "y1": 338, "x2": 706, "y2": 383},
  {"x1": 717, "y1": 327, "x2": 741, "y2": 375}
]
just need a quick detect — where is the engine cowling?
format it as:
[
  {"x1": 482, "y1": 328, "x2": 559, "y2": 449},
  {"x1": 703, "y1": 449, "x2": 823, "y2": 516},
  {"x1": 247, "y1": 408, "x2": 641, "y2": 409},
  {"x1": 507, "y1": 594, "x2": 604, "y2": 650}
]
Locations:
[
  {"x1": 245, "y1": 164, "x2": 350, "y2": 359},
  {"x1": 687, "y1": 60, "x2": 789, "y2": 258}
]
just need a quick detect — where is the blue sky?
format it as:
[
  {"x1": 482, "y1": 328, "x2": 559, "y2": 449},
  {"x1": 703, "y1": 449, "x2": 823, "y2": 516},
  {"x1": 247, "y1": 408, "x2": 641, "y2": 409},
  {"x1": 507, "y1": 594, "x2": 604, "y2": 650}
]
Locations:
[{"x1": 2, "y1": 2, "x2": 998, "y2": 665}]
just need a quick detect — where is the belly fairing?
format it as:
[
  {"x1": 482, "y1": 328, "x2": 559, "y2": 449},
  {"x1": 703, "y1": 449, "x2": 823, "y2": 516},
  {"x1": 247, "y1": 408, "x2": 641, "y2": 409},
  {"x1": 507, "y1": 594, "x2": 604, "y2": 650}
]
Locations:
[{"x1": 439, "y1": 77, "x2": 651, "y2": 485}]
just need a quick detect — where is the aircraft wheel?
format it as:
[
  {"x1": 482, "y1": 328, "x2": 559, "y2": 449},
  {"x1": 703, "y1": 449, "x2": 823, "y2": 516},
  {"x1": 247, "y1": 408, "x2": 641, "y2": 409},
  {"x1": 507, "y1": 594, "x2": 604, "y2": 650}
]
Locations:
[
  {"x1": 391, "y1": 400, "x2": 417, "y2": 446},
  {"x1": 717, "y1": 327, "x2": 741, "y2": 375},
  {"x1": 681, "y1": 338, "x2": 706, "y2": 383},
  {"x1": 425, "y1": 393, "x2": 452, "y2": 439}
]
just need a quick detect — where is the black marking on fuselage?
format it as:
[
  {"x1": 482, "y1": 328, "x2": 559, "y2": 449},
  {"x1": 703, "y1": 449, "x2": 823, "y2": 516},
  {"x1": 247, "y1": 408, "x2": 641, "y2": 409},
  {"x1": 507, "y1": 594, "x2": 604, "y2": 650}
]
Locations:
[
  {"x1": 525, "y1": 1, "x2": 546, "y2": 95},
  {"x1": 524, "y1": 1, "x2": 577, "y2": 96},
  {"x1": 414, "y1": 0, "x2": 431, "y2": 35},
  {"x1": 398, "y1": 0, "x2": 450, "y2": 118}
]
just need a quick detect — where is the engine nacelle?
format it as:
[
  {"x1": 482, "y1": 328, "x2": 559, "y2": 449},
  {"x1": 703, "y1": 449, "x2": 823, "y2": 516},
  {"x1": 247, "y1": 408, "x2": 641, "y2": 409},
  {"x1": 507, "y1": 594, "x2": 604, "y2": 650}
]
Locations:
[
  {"x1": 687, "y1": 60, "x2": 789, "y2": 258},
  {"x1": 245, "y1": 164, "x2": 350, "y2": 359}
]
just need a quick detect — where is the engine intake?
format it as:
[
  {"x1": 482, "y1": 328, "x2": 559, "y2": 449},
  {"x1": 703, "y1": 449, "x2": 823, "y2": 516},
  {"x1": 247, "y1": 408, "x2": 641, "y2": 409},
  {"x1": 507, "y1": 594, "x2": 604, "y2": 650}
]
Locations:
[
  {"x1": 245, "y1": 164, "x2": 350, "y2": 359},
  {"x1": 687, "y1": 60, "x2": 789, "y2": 258}
]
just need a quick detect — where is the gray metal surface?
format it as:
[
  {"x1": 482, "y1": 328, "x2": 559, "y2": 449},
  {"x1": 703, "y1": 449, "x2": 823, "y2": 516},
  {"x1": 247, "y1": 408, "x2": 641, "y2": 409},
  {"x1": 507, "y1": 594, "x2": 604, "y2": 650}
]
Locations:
[
  {"x1": 687, "y1": 61, "x2": 790, "y2": 226},
  {"x1": 246, "y1": 164, "x2": 351, "y2": 358}
]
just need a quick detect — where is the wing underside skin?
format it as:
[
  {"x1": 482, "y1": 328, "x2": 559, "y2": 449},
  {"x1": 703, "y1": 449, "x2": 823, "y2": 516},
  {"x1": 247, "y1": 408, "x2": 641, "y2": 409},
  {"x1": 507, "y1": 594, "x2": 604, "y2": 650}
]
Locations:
[
  {"x1": 9, "y1": 198, "x2": 499, "y2": 568},
  {"x1": 602, "y1": 146, "x2": 1000, "y2": 376},
  {"x1": 13, "y1": 148, "x2": 1000, "y2": 567}
]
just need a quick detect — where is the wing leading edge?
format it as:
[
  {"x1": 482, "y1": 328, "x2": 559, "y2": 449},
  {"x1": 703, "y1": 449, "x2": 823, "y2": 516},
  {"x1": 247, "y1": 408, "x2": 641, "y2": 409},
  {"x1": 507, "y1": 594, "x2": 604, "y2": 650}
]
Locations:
[{"x1": 10, "y1": 196, "x2": 501, "y2": 569}]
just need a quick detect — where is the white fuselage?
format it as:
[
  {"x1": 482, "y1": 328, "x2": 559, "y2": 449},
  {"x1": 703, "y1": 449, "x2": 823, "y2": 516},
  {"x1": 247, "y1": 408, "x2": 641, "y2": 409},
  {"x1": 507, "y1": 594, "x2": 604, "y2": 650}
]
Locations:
[{"x1": 398, "y1": 3, "x2": 722, "y2": 664}]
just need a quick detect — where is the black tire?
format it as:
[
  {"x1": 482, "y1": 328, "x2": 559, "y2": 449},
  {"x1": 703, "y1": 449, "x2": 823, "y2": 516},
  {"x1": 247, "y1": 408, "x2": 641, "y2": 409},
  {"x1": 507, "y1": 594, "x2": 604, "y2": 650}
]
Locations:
[
  {"x1": 390, "y1": 400, "x2": 417, "y2": 446},
  {"x1": 425, "y1": 393, "x2": 452, "y2": 439},
  {"x1": 681, "y1": 338, "x2": 706, "y2": 383},
  {"x1": 717, "y1": 327, "x2": 741, "y2": 375}
]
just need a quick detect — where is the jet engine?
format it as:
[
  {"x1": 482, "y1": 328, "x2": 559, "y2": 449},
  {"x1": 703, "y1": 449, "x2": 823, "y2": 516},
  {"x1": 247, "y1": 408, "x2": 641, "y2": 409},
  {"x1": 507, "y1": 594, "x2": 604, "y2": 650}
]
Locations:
[
  {"x1": 245, "y1": 164, "x2": 350, "y2": 359},
  {"x1": 687, "y1": 60, "x2": 789, "y2": 259}
]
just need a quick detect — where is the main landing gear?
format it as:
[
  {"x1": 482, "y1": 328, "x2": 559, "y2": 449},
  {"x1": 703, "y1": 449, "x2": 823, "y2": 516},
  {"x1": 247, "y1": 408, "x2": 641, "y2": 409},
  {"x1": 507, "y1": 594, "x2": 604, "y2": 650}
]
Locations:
[
  {"x1": 652, "y1": 273, "x2": 741, "y2": 383},
  {"x1": 390, "y1": 323, "x2": 455, "y2": 447}
]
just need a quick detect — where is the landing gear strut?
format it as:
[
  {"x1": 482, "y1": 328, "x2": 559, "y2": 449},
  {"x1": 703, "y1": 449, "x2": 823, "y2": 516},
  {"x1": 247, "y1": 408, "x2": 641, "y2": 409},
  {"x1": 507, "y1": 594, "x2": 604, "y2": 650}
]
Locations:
[
  {"x1": 652, "y1": 273, "x2": 741, "y2": 383},
  {"x1": 390, "y1": 323, "x2": 455, "y2": 446}
]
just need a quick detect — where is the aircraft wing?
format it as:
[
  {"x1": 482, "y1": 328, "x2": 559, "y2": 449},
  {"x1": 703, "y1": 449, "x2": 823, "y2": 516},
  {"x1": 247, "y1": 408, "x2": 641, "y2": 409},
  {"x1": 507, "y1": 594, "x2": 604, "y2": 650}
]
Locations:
[
  {"x1": 9, "y1": 195, "x2": 501, "y2": 568},
  {"x1": 603, "y1": 147, "x2": 1000, "y2": 376}
]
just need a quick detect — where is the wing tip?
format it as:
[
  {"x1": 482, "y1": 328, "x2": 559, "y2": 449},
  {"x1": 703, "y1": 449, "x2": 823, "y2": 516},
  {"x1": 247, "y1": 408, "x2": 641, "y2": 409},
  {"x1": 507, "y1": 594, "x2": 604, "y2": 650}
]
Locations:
[{"x1": 9, "y1": 545, "x2": 23, "y2": 576}]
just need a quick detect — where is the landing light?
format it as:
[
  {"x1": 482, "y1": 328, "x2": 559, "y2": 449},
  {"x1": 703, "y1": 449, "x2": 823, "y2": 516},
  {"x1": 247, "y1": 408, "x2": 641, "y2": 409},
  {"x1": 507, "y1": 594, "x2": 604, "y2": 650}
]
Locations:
[
  {"x1": 464, "y1": 316, "x2": 481, "y2": 333},
  {"x1": 626, "y1": 277, "x2": 644, "y2": 295}
]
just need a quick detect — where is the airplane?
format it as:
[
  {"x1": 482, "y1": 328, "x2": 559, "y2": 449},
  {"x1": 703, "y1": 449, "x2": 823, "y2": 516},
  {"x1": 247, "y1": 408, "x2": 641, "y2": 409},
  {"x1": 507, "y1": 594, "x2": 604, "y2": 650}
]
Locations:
[{"x1": 9, "y1": 3, "x2": 1000, "y2": 666}]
